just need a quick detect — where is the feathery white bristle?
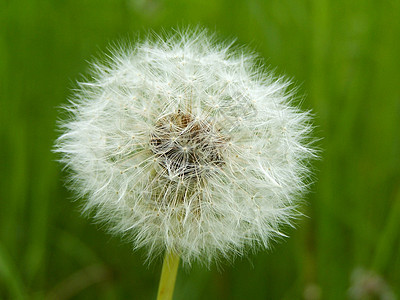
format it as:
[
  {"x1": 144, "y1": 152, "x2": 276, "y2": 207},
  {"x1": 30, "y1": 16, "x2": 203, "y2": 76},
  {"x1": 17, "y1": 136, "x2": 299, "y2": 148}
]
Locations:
[{"x1": 55, "y1": 28, "x2": 316, "y2": 265}]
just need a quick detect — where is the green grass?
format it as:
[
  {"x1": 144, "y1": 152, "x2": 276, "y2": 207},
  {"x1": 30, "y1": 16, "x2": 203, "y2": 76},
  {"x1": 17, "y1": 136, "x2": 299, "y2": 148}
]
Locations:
[{"x1": 1, "y1": 0, "x2": 399, "y2": 299}]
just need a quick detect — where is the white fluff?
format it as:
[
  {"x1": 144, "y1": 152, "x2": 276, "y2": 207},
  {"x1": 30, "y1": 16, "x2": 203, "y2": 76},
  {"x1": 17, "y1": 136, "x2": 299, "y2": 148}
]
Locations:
[{"x1": 55, "y1": 28, "x2": 316, "y2": 265}]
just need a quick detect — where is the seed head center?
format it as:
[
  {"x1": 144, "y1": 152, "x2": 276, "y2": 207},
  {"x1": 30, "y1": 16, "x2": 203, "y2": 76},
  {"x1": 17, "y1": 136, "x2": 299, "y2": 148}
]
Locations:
[{"x1": 150, "y1": 111, "x2": 225, "y2": 179}]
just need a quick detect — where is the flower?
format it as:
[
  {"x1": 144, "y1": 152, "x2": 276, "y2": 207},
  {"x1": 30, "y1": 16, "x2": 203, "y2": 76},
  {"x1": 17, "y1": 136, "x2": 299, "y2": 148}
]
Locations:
[
  {"x1": 55, "y1": 28, "x2": 315, "y2": 265},
  {"x1": 348, "y1": 268, "x2": 395, "y2": 300}
]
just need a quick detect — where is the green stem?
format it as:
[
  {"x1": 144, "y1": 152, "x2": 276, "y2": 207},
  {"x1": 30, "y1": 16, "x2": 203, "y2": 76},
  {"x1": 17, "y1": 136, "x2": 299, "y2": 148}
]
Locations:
[{"x1": 157, "y1": 251, "x2": 180, "y2": 300}]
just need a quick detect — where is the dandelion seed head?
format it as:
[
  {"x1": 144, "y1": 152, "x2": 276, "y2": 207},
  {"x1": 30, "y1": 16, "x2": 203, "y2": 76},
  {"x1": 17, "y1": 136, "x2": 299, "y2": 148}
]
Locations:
[{"x1": 55, "y1": 28, "x2": 316, "y2": 265}]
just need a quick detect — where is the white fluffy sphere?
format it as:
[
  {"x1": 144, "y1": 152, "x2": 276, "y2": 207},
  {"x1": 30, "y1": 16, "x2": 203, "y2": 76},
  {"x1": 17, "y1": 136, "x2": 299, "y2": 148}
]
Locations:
[{"x1": 56, "y1": 29, "x2": 315, "y2": 265}]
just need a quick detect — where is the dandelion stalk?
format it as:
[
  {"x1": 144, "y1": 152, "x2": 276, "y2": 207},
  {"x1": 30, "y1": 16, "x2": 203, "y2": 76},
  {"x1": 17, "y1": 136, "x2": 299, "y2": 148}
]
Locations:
[{"x1": 157, "y1": 252, "x2": 180, "y2": 300}]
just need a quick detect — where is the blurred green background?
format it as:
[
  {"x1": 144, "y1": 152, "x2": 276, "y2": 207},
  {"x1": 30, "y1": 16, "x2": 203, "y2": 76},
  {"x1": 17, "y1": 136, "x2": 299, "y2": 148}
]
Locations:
[{"x1": 1, "y1": 0, "x2": 400, "y2": 299}]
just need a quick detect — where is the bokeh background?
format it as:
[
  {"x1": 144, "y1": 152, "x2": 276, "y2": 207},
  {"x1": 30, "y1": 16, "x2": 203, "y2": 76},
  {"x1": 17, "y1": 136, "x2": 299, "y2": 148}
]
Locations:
[{"x1": 1, "y1": 0, "x2": 400, "y2": 299}]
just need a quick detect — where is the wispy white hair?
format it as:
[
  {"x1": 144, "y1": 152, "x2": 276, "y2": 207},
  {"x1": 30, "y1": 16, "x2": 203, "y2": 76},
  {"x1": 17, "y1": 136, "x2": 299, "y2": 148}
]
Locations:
[{"x1": 55, "y1": 28, "x2": 316, "y2": 265}]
